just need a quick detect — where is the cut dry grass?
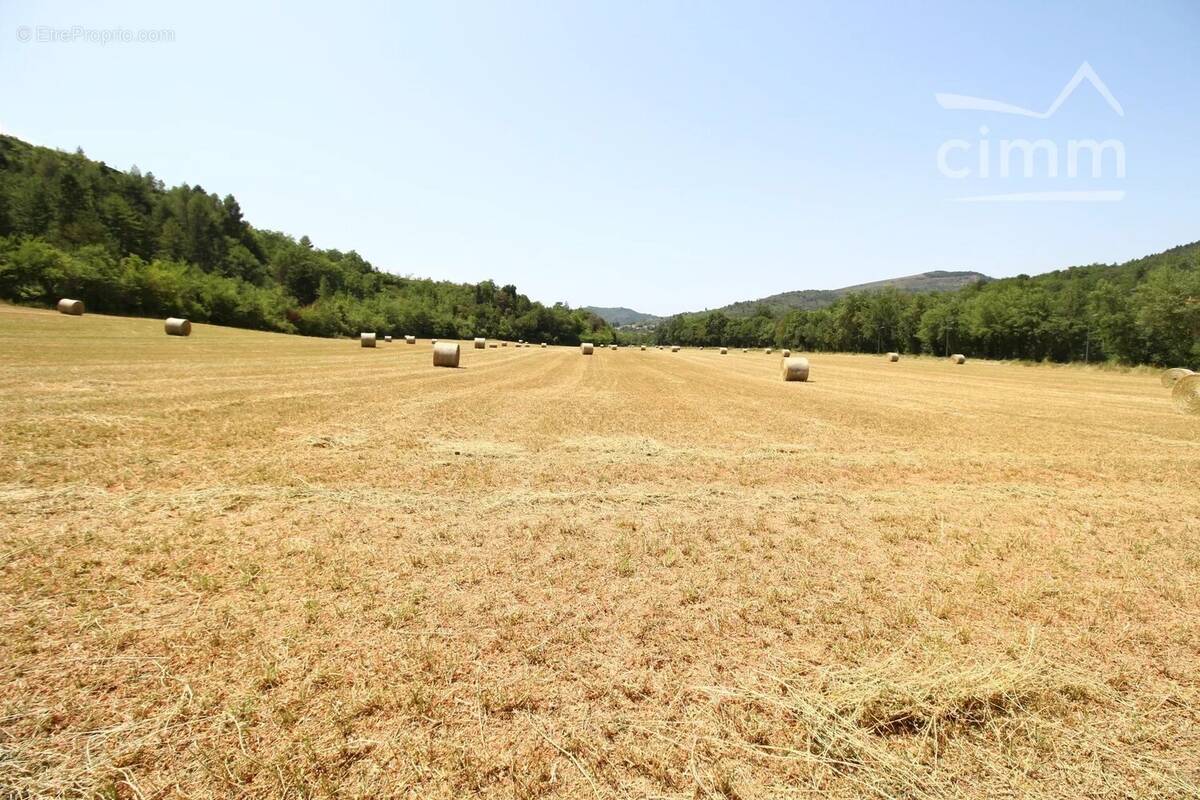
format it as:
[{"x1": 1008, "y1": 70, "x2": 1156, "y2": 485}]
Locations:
[
  {"x1": 669, "y1": 652, "x2": 1194, "y2": 799},
  {"x1": 1, "y1": 303, "x2": 1198, "y2": 799}
]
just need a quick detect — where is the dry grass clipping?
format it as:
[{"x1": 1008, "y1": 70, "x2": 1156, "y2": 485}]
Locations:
[{"x1": 668, "y1": 653, "x2": 1197, "y2": 799}]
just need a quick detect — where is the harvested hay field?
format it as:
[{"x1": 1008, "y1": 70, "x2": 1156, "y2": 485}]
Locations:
[{"x1": 1, "y1": 303, "x2": 1198, "y2": 799}]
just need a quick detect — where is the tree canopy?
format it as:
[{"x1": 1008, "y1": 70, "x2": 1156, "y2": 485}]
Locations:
[
  {"x1": 1, "y1": 134, "x2": 1193, "y2": 364},
  {"x1": 0, "y1": 135, "x2": 611, "y2": 344},
  {"x1": 650, "y1": 244, "x2": 1199, "y2": 366}
]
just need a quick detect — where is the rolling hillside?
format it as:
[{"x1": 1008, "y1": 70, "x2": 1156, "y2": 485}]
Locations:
[
  {"x1": 716, "y1": 270, "x2": 990, "y2": 316},
  {"x1": 0, "y1": 134, "x2": 612, "y2": 344},
  {"x1": 652, "y1": 243, "x2": 1198, "y2": 365},
  {"x1": 587, "y1": 272, "x2": 988, "y2": 327},
  {"x1": 582, "y1": 306, "x2": 664, "y2": 327}
]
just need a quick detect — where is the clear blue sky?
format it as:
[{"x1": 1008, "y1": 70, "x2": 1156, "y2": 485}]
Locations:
[{"x1": 2, "y1": 1, "x2": 1197, "y2": 315}]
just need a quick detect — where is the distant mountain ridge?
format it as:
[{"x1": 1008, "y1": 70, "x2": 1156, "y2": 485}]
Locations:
[
  {"x1": 581, "y1": 306, "x2": 664, "y2": 327},
  {"x1": 585, "y1": 270, "x2": 990, "y2": 326},
  {"x1": 648, "y1": 241, "x2": 1198, "y2": 366},
  {"x1": 715, "y1": 270, "x2": 991, "y2": 316}
]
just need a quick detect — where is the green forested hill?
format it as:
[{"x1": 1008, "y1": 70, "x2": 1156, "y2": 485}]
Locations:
[
  {"x1": 653, "y1": 244, "x2": 1199, "y2": 366},
  {"x1": 582, "y1": 306, "x2": 664, "y2": 327},
  {"x1": 716, "y1": 270, "x2": 991, "y2": 316},
  {"x1": 0, "y1": 135, "x2": 612, "y2": 343},
  {"x1": 2, "y1": 135, "x2": 1194, "y2": 364}
]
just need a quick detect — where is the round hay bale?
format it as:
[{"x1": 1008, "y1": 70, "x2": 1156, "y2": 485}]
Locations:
[
  {"x1": 164, "y1": 317, "x2": 192, "y2": 336},
  {"x1": 383, "y1": 335, "x2": 393, "y2": 343},
  {"x1": 581, "y1": 342, "x2": 594, "y2": 355},
  {"x1": 541, "y1": 342, "x2": 547, "y2": 348},
  {"x1": 431, "y1": 338, "x2": 439, "y2": 345},
  {"x1": 405, "y1": 335, "x2": 416, "y2": 344},
  {"x1": 720, "y1": 347, "x2": 728, "y2": 354},
  {"x1": 360, "y1": 332, "x2": 377, "y2": 348},
  {"x1": 640, "y1": 345, "x2": 646, "y2": 351},
  {"x1": 432, "y1": 341, "x2": 460, "y2": 368},
  {"x1": 887, "y1": 352, "x2": 900, "y2": 362},
  {"x1": 742, "y1": 348, "x2": 748, "y2": 353},
  {"x1": 502, "y1": 342, "x2": 508, "y2": 347},
  {"x1": 950, "y1": 353, "x2": 966, "y2": 364},
  {"x1": 765, "y1": 348, "x2": 773, "y2": 354},
  {"x1": 782, "y1": 349, "x2": 791, "y2": 357},
  {"x1": 781, "y1": 356, "x2": 810, "y2": 382},
  {"x1": 488, "y1": 343, "x2": 498, "y2": 348},
  {"x1": 1172, "y1": 374, "x2": 1200, "y2": 415},
  {"x1": 671, "y1": 346, "x2": 680, "y2": 352},
  {"x1": 474, "y1": 337, "x2": 486, "y2": 349},
  {"x1": 57, "y1": 298, "x2": 85, "y2": 315},
  {"x1": 1161, "y1": 367, "x2": 1195, "y2": 389}
]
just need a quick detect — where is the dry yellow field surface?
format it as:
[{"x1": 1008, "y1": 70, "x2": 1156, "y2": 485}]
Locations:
[{"x1": 2, "y1": 302, "x2": 1198, "y2": 799}]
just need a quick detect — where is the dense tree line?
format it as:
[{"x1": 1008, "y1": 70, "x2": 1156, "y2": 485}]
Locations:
[
  {"x1": 651, "y1": 243, "x2": 1199, "y2": 366},
  {"x1": 0, "y1": 135, "x2": 611, "y2": 344}
]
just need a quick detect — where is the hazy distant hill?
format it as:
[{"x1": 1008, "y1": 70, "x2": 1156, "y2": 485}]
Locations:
[
  {"x1": 585, "y1": 271, "x2": 987, "y2": 325},
  {"x1": 582, "y1": 306, "x2": 664, "y2": 327},
  {"x1": 716, "y1": 270, "x2": 991, "y2": 316}
]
